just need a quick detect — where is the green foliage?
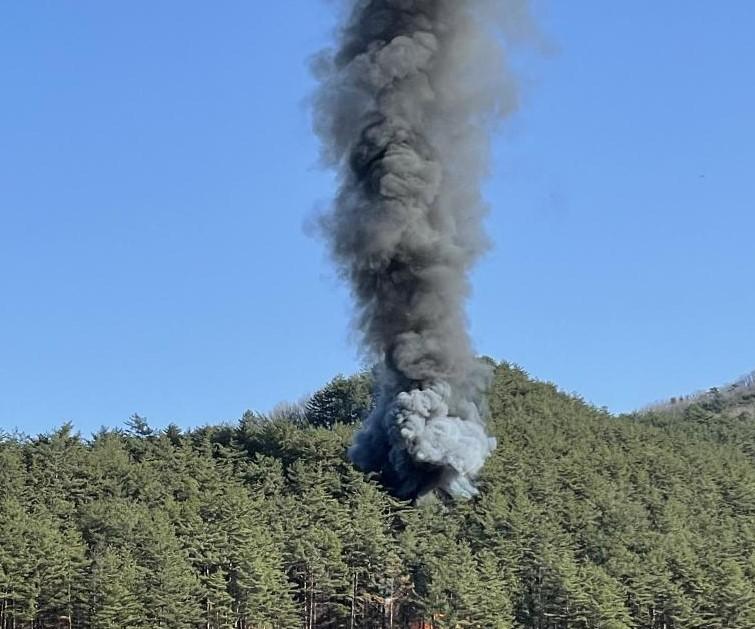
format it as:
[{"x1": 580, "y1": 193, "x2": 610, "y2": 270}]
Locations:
[
  {"x1": 89, "y1": 547, "x2": 145, "y2": 628},
  {"x1": 0, "y1": 362, "x2": 754, "y2": 628},
  {"x1": 305, "y1": 372, "x2": 373, "y2": 428}
]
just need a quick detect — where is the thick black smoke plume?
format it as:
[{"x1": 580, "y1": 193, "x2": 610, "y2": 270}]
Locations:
[{"x1": 314, "y1": 0, "x2": 524, "y2": 499}]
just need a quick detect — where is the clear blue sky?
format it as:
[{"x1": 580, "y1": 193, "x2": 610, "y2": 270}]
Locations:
[{"x1": 1, "y1": 2, "x2": 753, "y2": 435}]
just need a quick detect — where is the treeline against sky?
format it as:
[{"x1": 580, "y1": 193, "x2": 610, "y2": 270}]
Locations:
[
  {"x1": 644, "y1": 369, "x2": 755, "y2": 417},
  {"x1": 1, "y1": 363, "x2": 754, "y2": 628}
]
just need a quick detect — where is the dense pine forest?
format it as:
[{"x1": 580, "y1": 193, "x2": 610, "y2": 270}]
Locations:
[{"x1": 1, "y1": 362, "x2": 754, "y2": 629}]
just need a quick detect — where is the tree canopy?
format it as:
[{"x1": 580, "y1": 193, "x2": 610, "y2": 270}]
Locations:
[{"x1": 1, "y1": 362, "x2": 753, "y2": 628}]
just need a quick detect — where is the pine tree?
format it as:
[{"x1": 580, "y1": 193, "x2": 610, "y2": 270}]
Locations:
[
  {"x1": 90, "y1": 546, "x2": 145, "y2": 629},
  {"x1": 305, "y1": 373, "x2": 373, "y2": 428},
  {"x1": 136, "y1": 514, "x2": 201, "y2": 629}
]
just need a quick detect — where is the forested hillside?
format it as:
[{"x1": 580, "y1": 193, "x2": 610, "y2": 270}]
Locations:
[
  {"x1": 639, "y1": 373, "x2": 755, "y2": 461},
  {"x1": 1, "y1": 363, "x2": 754, "y2": 628}
]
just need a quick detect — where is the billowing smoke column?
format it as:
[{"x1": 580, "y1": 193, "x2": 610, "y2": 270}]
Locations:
[{"x1": 314, "y1": 0, "x2": 522, "y2": 499}]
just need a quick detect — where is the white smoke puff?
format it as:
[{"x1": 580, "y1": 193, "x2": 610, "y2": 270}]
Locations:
[{"x1": 394, "y1": 382, "x2": 497, "y2": 497}]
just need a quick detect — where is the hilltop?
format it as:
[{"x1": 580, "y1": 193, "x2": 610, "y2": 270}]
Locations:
[
  {"x1": 644, "y1": 370, "x2": 755, "y2": 418},
  {"x1": 638, "y1": 370, "x2": 755, "y2": 461},
  {"x1": 1, "y1": 362, "x2": 754, "y2": 628}
]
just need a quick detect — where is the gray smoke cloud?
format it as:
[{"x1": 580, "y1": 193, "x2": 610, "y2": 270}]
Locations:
[{"x1": 314, "y1": 0, "x2": 526, "y2": 499}]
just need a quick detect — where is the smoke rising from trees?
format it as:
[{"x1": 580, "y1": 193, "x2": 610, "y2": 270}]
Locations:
[{"x1": 313, "y1": 0, "x2": 527, "y2": 498}]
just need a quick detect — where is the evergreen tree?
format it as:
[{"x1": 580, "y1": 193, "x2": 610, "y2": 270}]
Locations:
[
  {"x1": 305, "y1": 373, "x2": 373, "y2": 428},
  {"x1": 90, "y1": 546, "x2": 145, "y2": 629}
]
